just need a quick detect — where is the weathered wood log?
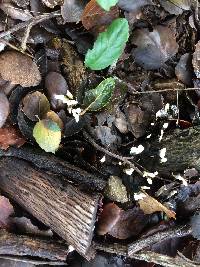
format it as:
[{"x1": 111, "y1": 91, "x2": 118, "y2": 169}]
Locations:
[
  {"x1": 0, "y1": 157, "x2": 100, "y2": 259},
  {"x1": 141, "y1": 126, "x2": 200, "y2": 174},
  {"x1": 0, "y1": 230, "x2": 68, "y2": 261},
  {"x1": 0, "y1": 145, "x2": 106, "y2": 191}
]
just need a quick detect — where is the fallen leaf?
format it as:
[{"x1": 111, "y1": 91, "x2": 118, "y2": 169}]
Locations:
[
  {"x1": 85, "y1": 18, "x2": 129, "y2": 70},
  {"x1": 0, "y1": 3, "x2": 33, "y2": 21},
  {"x1": 61, "y1": 0, "x2": 87, "y2": 23},
  {"x1": 97, "y1": 203, "x2": 121, "y2": 235},
  {"x1": 0, "y1": 92, "x2": 9, "y2": 128},
  {"x1": 138, "y1": 192, "x2": 176, "y2": 219},
  {"x1": 0, "y1": 51, "x2": 41, "y2": 87},
  {"x1": 159, "y1": 0, "x2": 191, "y2": 15},
  {"x1": 0, "y1": 123, "x2": 26, "y2": 150},
  {"x1": 83, "y1": 78, "x2": 116, "y2": 111},
  {"x1": 191, "y1": 212, "x2": 200, "y2": 240},
  {"x1": 41, "y1": 0, "x2": 63, "y2": 8},
  {"x1": 22, "y1": 91, "x2": 50, "y2": 121},
  {"x1": 175, "y1": 53, "x2": 193, "y2": 86},
  {"x1": 108, "y1": 207, "x2": 149, "y2": 239},
  {"x1": 193, "y1": 41, "x2": 200, "y2": 78},
  {"x1": 118, "y1": 0, "x2": 153, "y2": 12},
  {"x1": 132, "y1": 26, "x2": 178, "y2": 70},
  {"x1": 94, "y1": 125, "x2": 121, "y2": 149},
  {"x1": 0, "y1": 196, "x2": 14, "y2": 228},
  {"x1": 33, "y1": 119, "x2": 61, "y2": 153},
  {"x1": 44, "y1": 111, "x2": 64, "y2": 130},
  {"x1": 96, "y1": 0, "x2": 118, "y2": 11},
  {"x1": 81, "y1": 0, "x2": 119, "y2": 31}
]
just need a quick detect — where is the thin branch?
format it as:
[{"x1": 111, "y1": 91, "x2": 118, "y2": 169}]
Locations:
[
  {"x1": 83, "y1": 131, "x2": 144, "y2": 176},
  {"x1": 0, "y1": 11, "x2": 61, "y2": 40},
  {"x1": 0, "y1": 255, "x2": 67, "y2": 265},
  {"x1": 128, "y1": 224, "x2": 192, "y2": 256}
]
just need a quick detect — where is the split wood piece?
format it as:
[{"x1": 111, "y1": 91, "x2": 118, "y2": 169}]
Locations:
[
  {"x1": 0, "y1": 157, "x2": 101, "y2": 259},
  {"x1": 141, "y1": 126, "x2": 200, "y2": 174},
  {"x1": 0, "y1": 146, "x2": 106, "y2": 192},
  {"x1": 131, "y1": 251, "x2": 198, "y2": 267},
  {"x1": 0, "y1": 230, "x2": 68, "y2": 261}
]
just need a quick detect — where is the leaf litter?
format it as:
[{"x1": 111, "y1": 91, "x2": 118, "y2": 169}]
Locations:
[{"x1": 0, "y1": 0, "x2": 199, "y2": 266}]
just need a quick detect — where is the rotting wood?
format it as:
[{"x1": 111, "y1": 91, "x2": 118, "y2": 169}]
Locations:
[
  {"x1": 0, "y1": 230, "x2": 68, "y2": 261},
  {"x1": 0, "y1": 157, "x2": 100, "y2": 259},
  {"x1": 0, "y1": 145, "x2": 106, "y2": 192}
]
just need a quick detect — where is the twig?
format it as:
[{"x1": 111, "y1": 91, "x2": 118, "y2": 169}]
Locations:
[
  {"x1": 21, "y1": 23, "x2": 33, "y2": 51},
  {"x1": 128, "y1": 224, "x2": 191, "y2": 256},
  {"x1": 131, "y1": 251, "x2": 198, "y2": 267},
  {"x1": 0, "y1": 11, "x2": 61, "y2": 40},
  {"x1": 115, "y1": 77, "x2": 200, "y2": 95},
  {"x1": 83, "y1": 131, "x2": 144, "y2": 176},
  {"x1": 0, "y1": 255, "x2": 67, "y2": 266}
]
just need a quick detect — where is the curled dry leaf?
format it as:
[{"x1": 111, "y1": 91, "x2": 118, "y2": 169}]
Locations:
[
  {"x1": 61, "y1": 0, "x2": 87, "y2": 23},
  {"x1": 0, "y1": 196, "x2": 14, "y2": 228},
  {"x1": 175, "y1": 53, "x2": 193, "y2": 86},
  {"x1": 0, "y1": 92, "x2": 10, "y2": 128},
  {"x1": 0, "y1": 51, "x2": 41, "y2": 87},
  {"x1": 81, "y1": 0, "x2": 119, "y2": 31},
  {"x1": 108, "y1": 207, "x2": 149, "y2": 239},
  {"x1": 132, "y1": 26, "x2": 179, "y2": 70},
  {"x1": 138, "y1": 192, "x2": 176, "y2": 219},
  {"x1": 193, "y1": 41, "x2": 200, "y2": 78},
  {"x1": 0, "y1": 123, "x2": 26, "y2": 150},
  {"x1": 22, "y1": 91, "x2": 50, "y2": 121},
  {"x1": 45, "y1": 71, "x2": 68, "y2": 109},
  {"x1": 0, "y1": 3, "x2": 33, "y2": 21},
  {"x1": 97, "y1": 203, "x2": 121, "y2": 235}
]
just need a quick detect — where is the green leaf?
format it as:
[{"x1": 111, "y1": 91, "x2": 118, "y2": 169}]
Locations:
[
  {"x1": 83, "y1": 78, "x2": 115, "y2": 111},
  {"x1": 85, "y1": 18, "x2": 129, "y2": 70},
  {"x1": 96, "y1": 0, "x2": 118, "y2": 11},
  {"x1": 33, "y1": 119, "x2": 61, "y2": 153}
]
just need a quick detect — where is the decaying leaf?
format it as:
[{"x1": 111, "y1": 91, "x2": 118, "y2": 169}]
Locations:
[
  {"x1": 85, "y1": 18, "x2": 129, "y2": 70},
  {"x1": 138, "y1": 192, "x2": 176, "y2": 219},
  {"x1": 44, "y1": 110, "x2": 64, "y2": 130},
  {"x1": 108, "y1": 207, "x2": 149, "y2": 239},
  {"x1": 193, "y1": 41, "x2": 200, "y2": 78},
  {"x1": 175, "y1": 53, "x2": 193, "y2": 86},
  {"x1": 191, "y1": 213, "x2": 200, "y2": 240},
  {"x1": 94, "y1": 125, "x2": 121, "y2": 149},
  {"x1": 0, "y1": 92, "x2": 9, "y2": 128},
  {"x1": 97, "y1": 203, "x2": 121, "y2": 235},
  {"x1": 159, "y1": 0, "x2": 191, "y2": 15},
  {"x1": 0, "y1": 196, "x2": 14, "y2": 228},
  {"x1": 41, "y1": 0, "x2": 63, "y2": 8},
  {"x1": 118, "y1": 0, "x2": 153, "y2": 12},
  {"x1": 22, "y1": 91, "x2": 50, "y2": 121},
  {"x1": 45, "y1": 71, "x2": 69, "y2": 109},
  {"x1": 33, "y1": 119, "x2": 61, "y2": 153},
  {"x1": 61, "y1": 0, "x2": 87, "y2": 23},
  {"x1": 0, "y1": 123, "x2": 26, "y2": 150},
  {"x1": 132, "y1": 26, "x2": 179, "y2": 70},
  {"x1": 81, "y1": 0, "x2": 119, "y2": 31},
  {"x1": 0, "y1": 51, "x2": 41, "y2": 87},
  {"x1": 104, "y1": 175, "x2": 128, "y2": 203},
  {"x1": 0, "y1": 3, "x2": 33, "y2": 21},
  {"x1": 83, "y1": 78, "x2": 116, "y2": 111}
]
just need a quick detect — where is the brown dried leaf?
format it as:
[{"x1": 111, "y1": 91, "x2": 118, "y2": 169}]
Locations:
[
  {"x1": 138, "y1": 193, "x2": 176, "y2": 219},
  {"x1": 0, "y1": 3, "x2": 33, "y2": 21},
  {"x1": 97, "y1": 203, "x2": 121, "y2": 235},
  {"x1": 193, "y1": 41, "x2": 200, "y2": 78},
  {"x1": 44, "y1": 110, "x2": 64, "y2": 130},
  {"x1": 0, "y1": 123, "x2": 26, "y2": 150},
  {"x1": 0, "y1": 196, "x2": 14, "y2": 228},
  {"x1": 0, "y1": 92, "x2": 10, "y2": 128},
  {"x1": 61, "y1": 0, "x2": 87, "y2": 23},
  {"x1": 81, "y1": 0, "x2": 119, "y2": 31},
  {"x1": 0, "y1": 51, "x2": 41, "y2": 87},
  {"x1": 132, "y1": 26, "x2": 179, "y2": 70},
  {"x1": 108, "y1": 207, "x2": 149, "y2": 239}
]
